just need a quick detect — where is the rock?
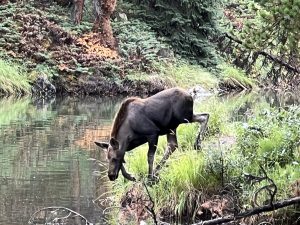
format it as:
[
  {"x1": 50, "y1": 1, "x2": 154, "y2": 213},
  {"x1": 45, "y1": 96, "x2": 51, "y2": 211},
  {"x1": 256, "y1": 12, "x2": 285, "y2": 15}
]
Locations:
[
  {"x1": 31, "y1": 75, "x2": 56, "y2": 97},
  {"x1": 118, "y1": 13, "x2": 128, "y2": 21},
  {"x1": 156, "y1": 48, "x2": 174, "y2": 59},
  {"x1": 188, "y1": 85, "x2": 212, "y2": 101}
]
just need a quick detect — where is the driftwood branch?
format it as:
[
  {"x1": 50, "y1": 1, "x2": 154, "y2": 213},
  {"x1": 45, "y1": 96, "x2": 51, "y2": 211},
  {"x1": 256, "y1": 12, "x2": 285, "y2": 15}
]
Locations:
[
  {"x1": 28, "y1": 206, "x2": 92, "y2": 225},
  {"x1": 158, "y1": 196, "x2": 300, "y2": 225}
]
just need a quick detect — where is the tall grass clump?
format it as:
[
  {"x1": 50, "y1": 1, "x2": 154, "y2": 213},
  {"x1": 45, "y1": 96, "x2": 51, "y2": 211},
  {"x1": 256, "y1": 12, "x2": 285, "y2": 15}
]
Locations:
[
  {"x1": 157, "y1": 62, "x2": 218, "y2": 90},
  {"x1": 0, "y1": 60, "x2": 31, "y2": 96},
  {"x1": 218, "y1": 64, "x2": 256, "y2": 91},
  {"x1": 153, "y1": 151, "x2": 218, "y2": 218},
  {"x1": 153, "y1": 144, "x2": 247, "y2": 219}
]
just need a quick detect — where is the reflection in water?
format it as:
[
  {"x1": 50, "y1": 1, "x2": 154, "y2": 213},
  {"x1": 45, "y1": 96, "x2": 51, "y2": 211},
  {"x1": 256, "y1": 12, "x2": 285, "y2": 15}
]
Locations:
[
  {"x1": 219, "y1": 89, "x2": 300, "y2": 123},
  {"x1": 263, "y1": 88, "x2": 300, "y2": 108},
  {"x1": 0, "y1": 96, "x2": 122, "y2": 225}
]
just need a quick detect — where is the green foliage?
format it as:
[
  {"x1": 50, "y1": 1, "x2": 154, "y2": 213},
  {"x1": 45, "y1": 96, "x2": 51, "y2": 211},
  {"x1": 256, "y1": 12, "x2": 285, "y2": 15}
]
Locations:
[
  {"x1": 157, "y1": 62, "x2": 218, "y2": 89},
  {"x1": 241, "y1": 0, "x2": 300, "y2": 54},
  {"x1": 219, "y1": 64, "x2": 255, "y2": 89},
  {"x1": 237, "y1": 106, "x2": 300, "y2": 168},
  {"x1": 121, "y1": 53, "x2": 219, "y2": 89},
  {"x1": 112, "y1": 19, "x2": 170, "y2": 71},
  {"x1": 119, "y1": 0, "x2": 222, "y2": 66},
  {"x1": 0, "y1": 60, "x2": 31, "y2": 96},
  {"x1": 195, "y1": 95, "x2": 245, "y2": 136},
  {"x1": 153, "y1": 151, "x2": 221, "y2": 215},
  {"x1": 220, "y1": 0, "x2": 300, "y2": 85}
]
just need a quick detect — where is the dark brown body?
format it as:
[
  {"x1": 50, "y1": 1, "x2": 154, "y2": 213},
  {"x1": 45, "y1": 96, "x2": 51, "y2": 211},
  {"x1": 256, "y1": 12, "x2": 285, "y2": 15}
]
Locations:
[{"x1": 95, "y1": 87, "x2": 209, "y2": 181}]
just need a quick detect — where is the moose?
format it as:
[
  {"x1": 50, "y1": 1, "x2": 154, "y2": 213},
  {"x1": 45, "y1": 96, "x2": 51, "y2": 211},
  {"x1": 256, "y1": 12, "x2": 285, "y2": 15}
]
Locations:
[{"x1": 95, "y1": 87, "x2": 209, "y2": 181}]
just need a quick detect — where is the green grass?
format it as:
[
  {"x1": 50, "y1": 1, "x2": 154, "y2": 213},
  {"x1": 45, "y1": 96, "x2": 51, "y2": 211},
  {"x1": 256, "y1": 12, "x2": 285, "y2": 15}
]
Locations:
[
  {"x1": 153, "y1": 150, "x2": 222, "y2": 215},
  {"x1": 0, "y1": 59, "x2": 31, "y2": 96},
  {"x1": 158, "y1": 62, "x2": 218, "y2": 89},
  {"x1": 125, "y1": 61, "x2": 219, "y2": 91},
  {"x1": 219, "y1": 64, "x2": 256, "y2": 89}
]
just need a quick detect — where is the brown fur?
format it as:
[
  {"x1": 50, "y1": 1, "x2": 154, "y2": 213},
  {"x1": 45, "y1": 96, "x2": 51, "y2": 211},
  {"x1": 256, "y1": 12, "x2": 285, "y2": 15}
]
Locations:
[{"x1": 110, "y1": 97, "x2": 139, "y2": 138}]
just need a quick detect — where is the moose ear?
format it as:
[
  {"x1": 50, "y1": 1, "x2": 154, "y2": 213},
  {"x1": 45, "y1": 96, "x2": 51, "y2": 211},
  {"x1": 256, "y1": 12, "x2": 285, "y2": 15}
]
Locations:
[
  {"x1": 109, "y1": 137, "x2": 119, "y2": 150},
  {"x1": 94, "y1": 141, "x2": 109, "y2": 149}
]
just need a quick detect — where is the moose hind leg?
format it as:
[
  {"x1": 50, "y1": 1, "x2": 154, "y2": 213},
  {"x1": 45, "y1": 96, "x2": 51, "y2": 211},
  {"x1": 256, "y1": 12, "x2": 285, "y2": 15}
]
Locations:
[
  {"x1": 154, "y1": 130, "x2": 178, "y2": 177},
  {"x1": 193, "y1": 113, "x2": 209, "y2": 150}
]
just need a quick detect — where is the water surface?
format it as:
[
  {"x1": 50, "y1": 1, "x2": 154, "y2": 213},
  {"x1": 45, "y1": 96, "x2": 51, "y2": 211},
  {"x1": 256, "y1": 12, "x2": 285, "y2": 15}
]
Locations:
[{"x1": 0, "y1": 96, "x2": 121, "y2": 225}]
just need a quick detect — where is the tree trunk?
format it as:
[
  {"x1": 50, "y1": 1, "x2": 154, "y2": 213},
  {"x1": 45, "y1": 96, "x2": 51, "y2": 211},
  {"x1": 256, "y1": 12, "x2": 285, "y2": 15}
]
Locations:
[
  {"x1": 0, "y1": 0, "x2": 8, "y2": 4},
  {"x1": 93, "y1": 0, "x2": 117, "y2": 48},
  {"x1": 92, "y1": 0, "x2": 101, "y2": 31},
  {"x1": 73, "y1": 0, "x2": 85, "y2": 24}
]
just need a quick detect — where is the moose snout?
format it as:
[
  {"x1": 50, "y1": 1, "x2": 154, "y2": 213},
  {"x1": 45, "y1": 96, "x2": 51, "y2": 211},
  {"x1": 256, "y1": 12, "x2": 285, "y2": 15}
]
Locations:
[{"x1": 108, "y1": 173, "x2": 118, "y2": 181}]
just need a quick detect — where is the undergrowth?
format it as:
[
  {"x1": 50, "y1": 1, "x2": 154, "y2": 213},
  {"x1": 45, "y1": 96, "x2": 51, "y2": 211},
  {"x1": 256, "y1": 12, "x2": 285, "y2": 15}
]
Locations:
[
  {"x1": 0, "y1": 60, "x2": 31, "y2": 96},
  {"x1": 218, "y1": 64, "x2": 256, "y2": 91}
]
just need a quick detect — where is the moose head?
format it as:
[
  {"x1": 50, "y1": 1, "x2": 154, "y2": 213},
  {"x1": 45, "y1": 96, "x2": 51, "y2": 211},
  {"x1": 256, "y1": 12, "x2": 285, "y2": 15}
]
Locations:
[{"x1": 95, "y1": 138, "x2": 125, "y2": 181}]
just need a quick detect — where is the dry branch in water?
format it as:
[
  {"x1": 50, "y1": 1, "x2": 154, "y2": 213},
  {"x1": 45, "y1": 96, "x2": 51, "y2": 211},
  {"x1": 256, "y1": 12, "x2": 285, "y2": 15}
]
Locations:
[{"x1": 28, "y1": 206, "x2": 92, "y2": 225}]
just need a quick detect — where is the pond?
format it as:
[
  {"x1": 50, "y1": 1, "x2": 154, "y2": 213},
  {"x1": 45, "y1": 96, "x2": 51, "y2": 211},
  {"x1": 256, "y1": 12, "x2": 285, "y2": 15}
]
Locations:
[
  {"x1": 0, "y1": 89, "x2": 298, "y2": 225},
  {"x1": 0, "y1": 96, "x2": 121, "y2": 225}
]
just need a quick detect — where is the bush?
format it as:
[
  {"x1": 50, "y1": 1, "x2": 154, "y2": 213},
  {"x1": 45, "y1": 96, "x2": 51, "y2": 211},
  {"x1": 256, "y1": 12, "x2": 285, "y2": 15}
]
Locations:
[
  {"x1": 119, "y1": 0, "x2": 222, "y2": 66},
  {"x1": 0, "y1": 60, "x2": 31, "y2": 96}
]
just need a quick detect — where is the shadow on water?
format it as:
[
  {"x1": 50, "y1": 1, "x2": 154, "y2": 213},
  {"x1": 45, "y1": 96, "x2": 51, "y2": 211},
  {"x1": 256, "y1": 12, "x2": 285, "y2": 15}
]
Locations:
[{"x1": 0, "y1": 96, "x2": 123, "y2": 225}]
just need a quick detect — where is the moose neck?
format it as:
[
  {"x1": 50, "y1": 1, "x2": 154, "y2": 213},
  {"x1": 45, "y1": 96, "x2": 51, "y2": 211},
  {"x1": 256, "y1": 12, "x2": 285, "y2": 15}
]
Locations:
[{"x1": 113, "y1": 124, "x2": 131, "y2": 154}]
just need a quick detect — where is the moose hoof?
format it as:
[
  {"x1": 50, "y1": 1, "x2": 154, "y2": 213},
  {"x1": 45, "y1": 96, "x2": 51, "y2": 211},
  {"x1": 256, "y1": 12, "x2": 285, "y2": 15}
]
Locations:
[
  {"x1": 128, "y1": 175, "x2": 136, "y2": 182},
  {"x1": 124, "y1": 174, "x2": 136, "y2": 182},
  {"x1": 147, "y1": 175, "x2": 159, "y2": 185},
  {"x1": 194, "y1": 142, "x2": 202, "y2": 150}
]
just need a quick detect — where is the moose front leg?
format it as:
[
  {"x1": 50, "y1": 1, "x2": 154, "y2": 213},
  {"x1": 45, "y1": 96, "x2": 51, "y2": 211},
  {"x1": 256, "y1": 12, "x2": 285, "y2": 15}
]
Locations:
[
  {"x1": 120, "y1": 164, "x2": 136, "y2": 181},
  {"x1": 154, "y1": 131, "x2": 178, "y2": 177},
  {"x1": 193, "y1": 113, "x2": 209, "y2": 150},
  {"x1": 147, "y1": 135, "x2": 159, "y2": 181}
]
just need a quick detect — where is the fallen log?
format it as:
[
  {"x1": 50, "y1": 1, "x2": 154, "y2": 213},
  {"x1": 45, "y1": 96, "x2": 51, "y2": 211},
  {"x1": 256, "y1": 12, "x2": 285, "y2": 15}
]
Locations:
[
  {"x1": 192, "y1": 196, "x2": 300, "y2": 225},
  {"x1": 158, "y1": 196, "x2": 300, "y2": 225}
]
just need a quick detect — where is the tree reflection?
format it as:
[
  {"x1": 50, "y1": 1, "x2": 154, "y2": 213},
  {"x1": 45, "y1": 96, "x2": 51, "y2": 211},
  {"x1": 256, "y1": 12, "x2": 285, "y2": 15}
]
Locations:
[{"x1": 0, "y1": 96, "x2": 122, "y2": 225}]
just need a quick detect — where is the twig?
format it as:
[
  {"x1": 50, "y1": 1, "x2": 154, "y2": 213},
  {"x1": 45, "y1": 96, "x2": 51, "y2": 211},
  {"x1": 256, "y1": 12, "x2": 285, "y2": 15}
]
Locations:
[
  {"x1": 259, "y1": 165, "x2": 277, "y2": 206},
  {"x1": 257, "y1": 51, "x2": 300, "y2": 74},
  {"x1": 143, "y1": 181, "x2": 158, "y2": 225}
]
